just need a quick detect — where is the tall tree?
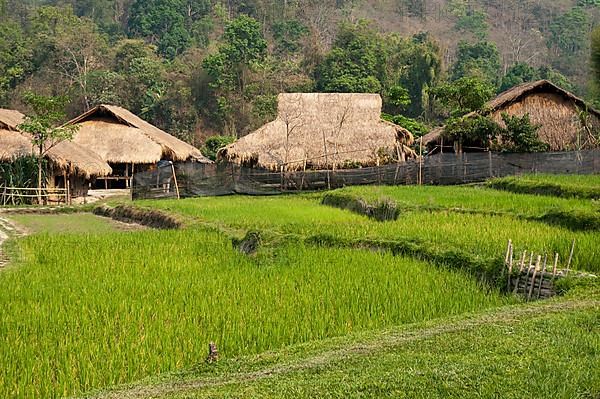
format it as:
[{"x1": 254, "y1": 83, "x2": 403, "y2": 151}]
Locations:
[
  {"x1": 201, "y1": 15, "x2": 267, "y2": 135},
  {"x1": 592, "y1": 27, "x2": 600, "y2": 94},
  {"x1": 451, "y1": 41, "x2": 501, "y2": 86},
  {"x1": 32, "y1": 6, "x2": 109, "y2": 111},
  {"x1": 128, "y1": 0, "x2": 212, "y2": 58},
  {"x1": 17, "y1": 93, "x2": 78, "y2": 203},
  {"x1": 316, "y1": 20, "x2": 386, "y2": 93}
]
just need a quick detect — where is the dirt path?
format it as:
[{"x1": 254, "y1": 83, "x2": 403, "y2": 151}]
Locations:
[
  {"x1": 87, "y1": 298, "x2": 599, "y2": 399},
  {"x1": 0, "y1": 216, "x2": 21, "y2": 269}
]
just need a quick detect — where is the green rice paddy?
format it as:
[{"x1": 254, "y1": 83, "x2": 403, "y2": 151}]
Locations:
[
  {"x1": 0, "y1": 230, "x2": 511, "y2": 398},
  {"x1": 0, "y1": 174, "x2": 598, "y2": 398}
]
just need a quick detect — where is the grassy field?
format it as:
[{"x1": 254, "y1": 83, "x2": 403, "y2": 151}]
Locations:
[
  {"x1": 9, "y1": 213, "x2": 143, "y2": 234},
  {"x1": 136, "y1": 193, "x2": 600, "y2": 273},
  {"x1": 93, "y1": 295, "x2": 600, "y2": 399},
  {"x1": 0, "y1": 174, "x2": 598, "y2": 398},
  {"x1": 335, "y1": 184, "x2": 599, "y2": 216},
  {"x1": 0, "y1": 229, "x2": 512, "y2": 398},
  {"x1": 488, "y1": 174, "x2": 600, "y2": 199}
]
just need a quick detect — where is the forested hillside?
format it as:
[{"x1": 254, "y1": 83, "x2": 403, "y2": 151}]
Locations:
[{"x1": 1, "y1": 0, "x2": 599, "y2": 144}]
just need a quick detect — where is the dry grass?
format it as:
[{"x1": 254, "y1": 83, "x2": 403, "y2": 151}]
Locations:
[
  {"x1": 219, "y1": 93, "x2": 415, "y2": 171},
  {"x1": 69, "y1": 105, "x2": 209, "y2": 163}
]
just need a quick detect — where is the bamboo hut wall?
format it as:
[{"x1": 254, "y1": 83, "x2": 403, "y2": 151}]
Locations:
[{"x1": 490, "y1": 92, "x2": 600, "y2": 151}]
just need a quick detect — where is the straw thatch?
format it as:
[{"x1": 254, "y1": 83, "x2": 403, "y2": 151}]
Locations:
[
  {"x1": 219, "y1": 93, "x2": 416, "y2": 170},
  {"x1": 424, "y1": 80, "x2": 600, "y2": 151},
  {"x1": 0, "y1": 129, "x2": 32, "y2": 162},
  {"x1": 0, "y1": 109, "x2": 26, "y2": 131},
  {"x1": 68, "y1": 105, "x2": 210, "y2": 164},
  {"x1": 0, "y1": 108, "x2": 112, "y2": 177}
]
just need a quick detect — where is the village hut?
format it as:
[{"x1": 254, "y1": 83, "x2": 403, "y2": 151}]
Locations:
[
  {"x1": 424, "y1": 80, "x2": 600, "y2": 153},
  {"x1": 218, "y1": 93, "x2": 416, "y2": 171},
  {"x1": 0, "y1": 109, "x2": 112, "y2": 199},
  {"x1": 67, "y1": 105, "x2": 211, "y2": 189}
]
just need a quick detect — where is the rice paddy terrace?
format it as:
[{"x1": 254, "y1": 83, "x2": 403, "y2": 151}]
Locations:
[{"x1": 0, "y1": 174, "x2": 598, "y2": 398}]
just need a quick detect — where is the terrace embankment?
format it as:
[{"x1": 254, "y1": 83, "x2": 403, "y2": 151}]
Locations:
[{"x1": 93, "y1": 204, "x2": 182, "y2": 229}]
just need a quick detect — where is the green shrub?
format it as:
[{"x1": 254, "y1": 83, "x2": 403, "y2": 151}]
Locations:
[
  {"x1": 202, "y1": 135, "x2": 236, "y2": 161},
  {"x1": 492, "y1": 113, "x2": 549, "y2": 153}
]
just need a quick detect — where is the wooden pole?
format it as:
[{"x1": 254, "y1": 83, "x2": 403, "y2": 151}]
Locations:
[
  {"x1": 171, "y1": 162, "x2": 180, "y2": 200},
  {"x1": 527, "y1": 255, "x2": 542, "y2": 301},
  {"x1": 566, "y1": 239, "x2": 575, "y2": 275},
  {"x1": 504, "y1": 239, "x2": 512, "y2": 265},
  {"x1": 551, "y1": 253, "x2": 559, "y2": 280},
  {"x1": 301, "y1": 157, "x2": 307, "y2": 190},
  {"x1": 507, "y1": 242, "x2": 514, "y2": 291},
  {"x1": 512, "y1": 251, "x2": 527, "y2": 295},
  {"x1": 521, "y1": 252, "x2": 535, "y2": 296},
  {"x1": 536, "y1": 254, "x2": 548, "y2": 299},
  {"x1": 131, "y1": 163, "x2": 135, "y2": 200},
  {"x1": 66, "y1": 174, "x2": 71, "y2": 206}
]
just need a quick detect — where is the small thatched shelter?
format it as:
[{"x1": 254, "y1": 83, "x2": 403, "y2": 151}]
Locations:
[
  {"x1": 424, "y1": 80, "x2": 600, "y2": 153},
  {"x1": 0, "y1": 109, "x2": 112, "y2": 198},
  {"x1": 218, "y1": 93, "x2": 416, "y2": 170},
  {"x1": 67, "y1": 105, "x2": 210, "y2": 188}
]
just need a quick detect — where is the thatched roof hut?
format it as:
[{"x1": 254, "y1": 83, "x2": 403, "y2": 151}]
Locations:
[
  {"x1": 218, "y1": 93, "x2": 416, "y2": 170},
  {"x1": 0, "y1": 109, "x2": 111, "y2": 178},
  {"x1": 68, "y1": 105, "x2": 210, "y2": 164},
  {"x1": 424, "y1": 80, "x2": 600, "y2": 152}
]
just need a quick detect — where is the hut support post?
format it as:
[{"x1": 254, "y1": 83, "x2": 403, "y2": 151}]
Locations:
[
  {"x1": 67, "y1": 172, "x2": 71, "y2": 205},
  {"x1": 131, "y1": 163, "x2": 135, "y2": 200}
]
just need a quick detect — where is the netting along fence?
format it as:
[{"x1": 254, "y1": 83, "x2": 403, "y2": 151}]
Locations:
[{"x1": 132, "y1": 150, "x2": 600, "y2": 200}]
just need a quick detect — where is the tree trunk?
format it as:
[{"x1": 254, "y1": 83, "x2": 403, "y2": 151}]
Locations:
[{"x1": 37, "y1": 154, "x2": 43, "y2": 205}]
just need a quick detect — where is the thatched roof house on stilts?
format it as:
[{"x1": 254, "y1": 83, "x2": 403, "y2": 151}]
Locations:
[
  {"x1": 218, "y1": 93, "x2": 416, "y2": 171},
  {"x1": 67, "y1": 105, "x2": 211, "y2": 189},
  {"x1": 423, "y1": 80, "x2": 600, "y2": 153},
  {"x1": 0, "y1": 109, "x2": 112, "y2": 202}
]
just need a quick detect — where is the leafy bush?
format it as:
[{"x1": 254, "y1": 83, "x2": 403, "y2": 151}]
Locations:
[
  {"x1": 382, "y1": 113, "x2": 429, "y2": 137},
  {"x1": 443, "y1": 114, "x2": 500, "y2": 149},
  {"x1": 492, "y1": 113, "x2": 548, "y2": 153},
  {"x1": 432, "y1": 76, "x2": 495, "y2": 117},
  {"x1": 202, "y1": 135, "x2": 236, "y2": 161}
]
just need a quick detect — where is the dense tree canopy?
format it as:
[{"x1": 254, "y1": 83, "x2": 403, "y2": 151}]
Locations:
[{"x1": 0, "y1": 0, "x2": 597, "y2": 144}]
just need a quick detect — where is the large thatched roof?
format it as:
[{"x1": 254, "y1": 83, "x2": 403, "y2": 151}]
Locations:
[
  {"x1": 219, "y1": 93, "x2": 415, "y2": 170},
  {"x1": 68, "y1": 105, "x2": 210, "y2": 164},
  {"x1": 423, "y1": 80, "x2": 600, "y2": 150},
  {"x1": 0, "y1": 109, "x2": 112, "y2": 178},
  {"x1": 488, "y1": 80, "x2": 600, "y2": 116},
  {"x1": 0, "y1": 129, "x2": 32, "y2": 162}
]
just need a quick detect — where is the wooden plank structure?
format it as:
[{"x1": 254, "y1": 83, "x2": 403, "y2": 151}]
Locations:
[{"x1": 504, "y1": 240, "x2": 595, "y2": 301}]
